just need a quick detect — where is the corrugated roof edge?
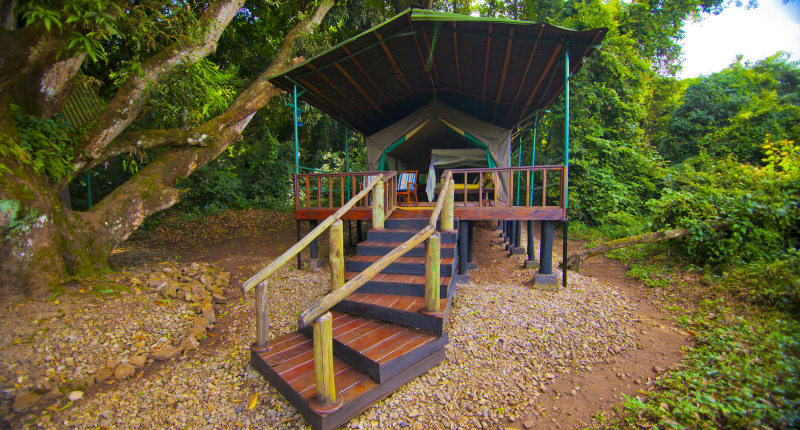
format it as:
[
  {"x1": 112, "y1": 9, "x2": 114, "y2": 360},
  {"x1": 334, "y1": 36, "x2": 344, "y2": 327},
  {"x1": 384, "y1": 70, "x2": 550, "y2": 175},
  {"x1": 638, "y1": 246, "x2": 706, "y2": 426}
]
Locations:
[
  {"x1": 264, "y1": 9, "x2": 414, "y2": 82},
  {"x1": 410, "y1": 9, "x2": 578, "y2": 32}
]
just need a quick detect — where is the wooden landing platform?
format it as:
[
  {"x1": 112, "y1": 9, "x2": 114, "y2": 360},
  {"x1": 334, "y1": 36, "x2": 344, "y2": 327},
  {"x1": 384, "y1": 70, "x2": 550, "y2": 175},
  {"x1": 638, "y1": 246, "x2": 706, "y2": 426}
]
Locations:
[{"x1": 251, "y1": 331, "x2": 446, "y2": 430}]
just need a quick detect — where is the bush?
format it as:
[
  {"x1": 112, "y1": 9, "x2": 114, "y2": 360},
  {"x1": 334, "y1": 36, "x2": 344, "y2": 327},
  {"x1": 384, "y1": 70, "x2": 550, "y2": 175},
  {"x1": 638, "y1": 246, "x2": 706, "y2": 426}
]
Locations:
[{"x1": 623, "y1": 314, "x2": 800, "y2": 429}]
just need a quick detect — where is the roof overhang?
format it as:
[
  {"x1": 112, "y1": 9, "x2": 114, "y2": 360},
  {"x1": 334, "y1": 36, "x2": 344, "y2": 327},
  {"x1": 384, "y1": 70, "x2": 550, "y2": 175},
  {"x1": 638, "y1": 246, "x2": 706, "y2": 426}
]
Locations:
[{"x1": 269, "y1": 8, "x2": 607, "y2": 135}]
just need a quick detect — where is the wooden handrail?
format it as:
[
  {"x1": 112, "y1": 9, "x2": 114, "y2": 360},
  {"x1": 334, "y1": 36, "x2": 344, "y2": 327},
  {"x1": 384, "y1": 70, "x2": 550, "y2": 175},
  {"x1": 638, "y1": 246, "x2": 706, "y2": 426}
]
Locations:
[
  {"x1": 429, "y1": 171, "x2": 452, "y2": 225},
  {"x1": 297, "y1": 225, "x2": 435, "y2": 328},
  {"x1": 241, "y1": 174, "x2": 385, "y2": 294},
  {"x1": 297, "y1": 172, "x2": 455, "y2": 328}
]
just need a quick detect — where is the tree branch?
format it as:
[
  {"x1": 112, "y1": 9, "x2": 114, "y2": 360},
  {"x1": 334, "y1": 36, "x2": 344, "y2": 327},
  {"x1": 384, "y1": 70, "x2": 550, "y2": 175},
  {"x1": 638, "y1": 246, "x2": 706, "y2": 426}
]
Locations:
[
  {"x1": 88, "y1": 0, "x2": 335, "y2": 246},
  {"x1": 85, "y1": 128, "x2": 215, "y2": 169},
  {"x1": 73, "y1": 0, "x2": 246, "y2": 175}
]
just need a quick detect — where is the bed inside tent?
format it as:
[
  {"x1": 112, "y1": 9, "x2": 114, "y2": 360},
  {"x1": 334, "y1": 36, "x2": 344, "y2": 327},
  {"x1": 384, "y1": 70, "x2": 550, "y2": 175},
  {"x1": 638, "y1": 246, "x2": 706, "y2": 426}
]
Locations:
[{"x1": 365, "y1": 99, "x2": 512, "y2": 203}]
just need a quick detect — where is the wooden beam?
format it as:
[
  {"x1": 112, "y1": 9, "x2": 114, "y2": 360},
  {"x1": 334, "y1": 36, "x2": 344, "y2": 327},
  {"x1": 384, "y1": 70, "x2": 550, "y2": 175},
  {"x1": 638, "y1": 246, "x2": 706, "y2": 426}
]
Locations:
[
  {"x1": 421, "y1": 25, "x2": 440, "y2": 86},
  {"x1": 333, "y1": 63, "x2": 389, "y2": 119},
  {"x1": 481, "y1": 24, "x2": 493, "y2": 118},
  {"x1": 492, "y1": 28, "x2": 515, "y2": 123},
  {"x1": 296, "y1": 76, "x2": 370, "y2": 131},
  {"x1": 453, "y1": 22, "x2": 462, "y2": 92},
  {"x1": 516, "y1": 40, "x2": 564, "y2": 124},
  {"x1": 341, "y1": 46, "x2": 399, "y2": 116},
  {"x1": 504, "y1": 25, "x2": 544, "y2": 126},
  {"x1": 375, "y1": 31, "x2": 413, "y2": 95}
]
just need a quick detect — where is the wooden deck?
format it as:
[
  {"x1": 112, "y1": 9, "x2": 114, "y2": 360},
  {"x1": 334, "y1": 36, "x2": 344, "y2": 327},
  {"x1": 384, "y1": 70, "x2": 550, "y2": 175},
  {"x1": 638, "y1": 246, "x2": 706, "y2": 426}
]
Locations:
[{"x1": 293, "y1": 166, "x2": 568, "y2": 221}]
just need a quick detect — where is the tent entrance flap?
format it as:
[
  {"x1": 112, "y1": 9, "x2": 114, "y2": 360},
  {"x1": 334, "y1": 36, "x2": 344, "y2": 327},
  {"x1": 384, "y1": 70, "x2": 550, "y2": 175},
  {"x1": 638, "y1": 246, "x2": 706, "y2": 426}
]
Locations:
[{"x1": 366, "y1": 99, "x2": 512, "y2": 203}]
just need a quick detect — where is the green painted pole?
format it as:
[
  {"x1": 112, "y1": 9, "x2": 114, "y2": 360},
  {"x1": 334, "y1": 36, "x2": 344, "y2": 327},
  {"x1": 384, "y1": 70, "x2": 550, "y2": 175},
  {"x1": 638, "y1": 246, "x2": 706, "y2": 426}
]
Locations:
[
  {"x1": 86, "y1": 172, "x2": 92, "y2": 209},
  {"x1": 344, "y1": 117, "x2": 350, "y2": 200},
  {"x1": 530, "y1": 111, "x2": 539, "y2": 205},
  {"x1": 564, "y1": 48, "x2": 570, "y2": 211},
  {"x1": 515, "y1": 132, "x2": 522, "y2": 205},
  {"x1": 294, "y1": 84, "x2": 299, "y2": 175}
]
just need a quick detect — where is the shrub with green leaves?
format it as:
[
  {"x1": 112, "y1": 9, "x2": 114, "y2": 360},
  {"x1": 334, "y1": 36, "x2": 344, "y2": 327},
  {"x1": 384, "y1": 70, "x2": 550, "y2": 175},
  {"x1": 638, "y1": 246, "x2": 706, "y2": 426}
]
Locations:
[
  {"x1": 648, "y1": 153, "x2": 799, "y2": 267},
  {"x1": 623, "y1": 314, "x2": 800, "y2": 429}
]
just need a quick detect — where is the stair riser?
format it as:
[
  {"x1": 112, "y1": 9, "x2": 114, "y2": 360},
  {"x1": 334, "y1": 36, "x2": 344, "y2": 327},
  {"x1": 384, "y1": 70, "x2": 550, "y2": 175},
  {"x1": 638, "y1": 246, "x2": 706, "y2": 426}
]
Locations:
[
  {"x1": 367, "y1": 230, "x2": 458, "y2": 244},
  {"x1": 345, "y1": 261, "x2": 454, "y2": 277},
  {"x1": 250, "y1": 347, "x2": 446, "y2": 430},
  {"x1": 334, "y1": 280, "x2": 457, "y2": 336},
  {"x1": 300, "y1": 324, "x2": 448, "y2": 383},
  {"x1": 352, "y1": 277, "x2": 453, "y2": 298},
  {"x1": 357, "y1": 245, "x2": 456, "y2": 258},
  {"x1": 384, "y1": 219, "x2": 460, "y2": 230}
]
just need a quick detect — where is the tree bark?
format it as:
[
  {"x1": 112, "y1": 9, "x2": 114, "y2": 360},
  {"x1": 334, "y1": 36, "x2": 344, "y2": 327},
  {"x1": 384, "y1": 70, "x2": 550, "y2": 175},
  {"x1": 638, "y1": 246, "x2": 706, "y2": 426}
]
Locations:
[
  {"x1": 0, "y1": 0, "x2": 335, "y2": 293},
  {"x1": 563, "y1": 227, "x2": 693, "y2": 273}
]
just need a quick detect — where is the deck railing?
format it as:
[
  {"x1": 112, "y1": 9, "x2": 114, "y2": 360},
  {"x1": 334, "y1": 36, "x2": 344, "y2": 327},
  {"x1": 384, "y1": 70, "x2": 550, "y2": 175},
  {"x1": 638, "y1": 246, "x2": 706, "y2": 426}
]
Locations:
[
  {"x1": 241, "y1": 172, "x2": 452, "y2": 413},
  {"x1": 294, "y1": 171, "x2": 398, "y2": 216},
  {"x1": 443, "y1": 165, "x2": 566, "y2": 210}
]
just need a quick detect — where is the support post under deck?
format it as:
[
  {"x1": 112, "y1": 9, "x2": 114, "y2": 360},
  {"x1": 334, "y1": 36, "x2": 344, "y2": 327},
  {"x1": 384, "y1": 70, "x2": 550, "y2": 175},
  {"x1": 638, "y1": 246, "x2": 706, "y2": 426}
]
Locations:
[
  {"x1": 510, "y1": 220, "x2": 525, "y2": 255},
  {"x1": 525, "y1": 220, "x2": 539, "y2": 269},
  {"x1": 533, "y1": 221, "x2": 558, "y2": 289},
  {"x1": 304, "y1": 219, "x2": 323, "y2": 271},
  {"x1": 466, "y1": 221, "x2": 477, "y2": 270},
  {"x1": 458, "y1": 220, "x2": 469, "y2": 281}
]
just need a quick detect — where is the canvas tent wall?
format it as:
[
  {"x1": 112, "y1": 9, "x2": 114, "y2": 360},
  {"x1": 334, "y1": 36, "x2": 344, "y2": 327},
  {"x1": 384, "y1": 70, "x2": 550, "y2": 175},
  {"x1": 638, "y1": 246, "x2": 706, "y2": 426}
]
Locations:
[{"x1": 365, "y1": 99, "x2": 512, "y2": 203}]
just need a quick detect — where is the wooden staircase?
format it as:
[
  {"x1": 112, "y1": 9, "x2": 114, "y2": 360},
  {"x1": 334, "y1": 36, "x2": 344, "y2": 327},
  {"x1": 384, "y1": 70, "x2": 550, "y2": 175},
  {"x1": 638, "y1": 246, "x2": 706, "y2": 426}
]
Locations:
[{"x1": 249, "y1": 217, "x2": 460, "y2": 430}]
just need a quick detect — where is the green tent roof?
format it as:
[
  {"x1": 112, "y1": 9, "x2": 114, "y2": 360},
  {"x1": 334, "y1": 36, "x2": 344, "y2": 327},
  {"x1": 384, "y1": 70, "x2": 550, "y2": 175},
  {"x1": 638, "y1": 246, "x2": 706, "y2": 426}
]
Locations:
[{"x1": 269, "y1": 8, "x2": 606, "y2": 135}]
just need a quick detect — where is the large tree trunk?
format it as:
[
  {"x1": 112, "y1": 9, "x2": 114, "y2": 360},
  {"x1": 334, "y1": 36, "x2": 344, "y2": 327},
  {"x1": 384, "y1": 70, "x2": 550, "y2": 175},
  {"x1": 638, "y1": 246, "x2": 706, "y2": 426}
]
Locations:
[{"x1": 0, "y1": 0, "x2": 334, "y2": 293}]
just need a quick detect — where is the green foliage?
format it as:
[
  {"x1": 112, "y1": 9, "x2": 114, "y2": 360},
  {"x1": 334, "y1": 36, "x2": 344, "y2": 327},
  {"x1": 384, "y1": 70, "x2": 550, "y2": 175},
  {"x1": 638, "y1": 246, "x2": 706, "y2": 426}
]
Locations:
[
  {"x1": 762, "y1": 136, "x2": 800, "y2": 178},
  {"x1": 623, "y1": 313, "x2": 800, "y2": 429},
  {"x1": 717, "y1": 250, "x2": 800, "y2": 314},
  {"x1": 23, "y1": 0, "x2": 123, "y2": 63},
  {"x1": 1, "y1": 106, "x2": 77, "y2": 182},
  {"x1": 648, "y1": 153, "x2": 799, "y2": 267},
  {"x1": 660, "y1": 54, "x2": 800, "y2": 164}
]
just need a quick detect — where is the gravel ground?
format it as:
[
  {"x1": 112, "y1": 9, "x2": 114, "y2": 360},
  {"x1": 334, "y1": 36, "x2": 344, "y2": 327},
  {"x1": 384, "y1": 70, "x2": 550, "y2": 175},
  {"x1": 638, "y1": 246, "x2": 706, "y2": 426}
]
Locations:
[{"x1": 4, "y1": 222, "x2": 643, "y2": 430}]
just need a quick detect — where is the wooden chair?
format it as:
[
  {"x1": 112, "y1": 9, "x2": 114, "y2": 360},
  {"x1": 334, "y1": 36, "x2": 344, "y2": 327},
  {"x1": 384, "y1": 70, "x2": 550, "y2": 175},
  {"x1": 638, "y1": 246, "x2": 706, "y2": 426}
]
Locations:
[{"x1": 397, "y1": 170, "x2": 418, "y2": 207}]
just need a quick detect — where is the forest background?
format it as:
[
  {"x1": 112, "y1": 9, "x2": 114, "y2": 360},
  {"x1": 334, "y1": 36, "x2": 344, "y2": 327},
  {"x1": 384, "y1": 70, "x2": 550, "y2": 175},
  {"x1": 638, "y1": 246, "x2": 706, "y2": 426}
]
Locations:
[{"x1": 1, "y1": 0, "x2": 799, "y2": 427}]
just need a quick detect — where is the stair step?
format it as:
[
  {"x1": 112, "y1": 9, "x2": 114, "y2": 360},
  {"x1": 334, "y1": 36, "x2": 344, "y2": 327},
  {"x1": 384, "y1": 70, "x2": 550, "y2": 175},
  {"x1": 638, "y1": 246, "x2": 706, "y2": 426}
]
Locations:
[
  {"x1": 332, "y1": 279, "x2": 456, "y2": 336},
  {"x1": 384, "y1": 218, "x2": 460, "y2": 230},
  {"x1": 345, "y1": 255, "x2": 456, "y2": 276},
  {"x1": 344, "y1": 271, "x2": 454, "y2": 298},
  {"x1": 300, "y1": 312, "x2": 447, "y2": 384},
  {"x1": 357, "y1": 241, "x2": 456, "y2": 258},
  {"x1": 367, "y1": 229, "x2": 458, "y2": 244},
  {"x1": 251, "y1": 331, "x2": 445, "y2": 430}
]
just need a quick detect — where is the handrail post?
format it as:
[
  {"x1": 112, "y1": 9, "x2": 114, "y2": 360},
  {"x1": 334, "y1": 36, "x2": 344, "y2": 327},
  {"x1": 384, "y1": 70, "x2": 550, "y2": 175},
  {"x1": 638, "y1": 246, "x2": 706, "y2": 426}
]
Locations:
[
  {"x1": 330, "y1": 220, "x2": 344, "y2": 291},
  {"x1": 255, "y1": 281, "x2": 269, "y2": 349},
  {"x1": 422, "y1": 232, "x2": 442, "y2": 315},
  {"x1": 442, "y1": 179, "x2": 454, "y2": 230},
  {"x1": 310, "y1": 312, "x2": 342, "y2": 412},
  {"x1": 373, "y1": 180, "x2": 385, "y2": 229}
]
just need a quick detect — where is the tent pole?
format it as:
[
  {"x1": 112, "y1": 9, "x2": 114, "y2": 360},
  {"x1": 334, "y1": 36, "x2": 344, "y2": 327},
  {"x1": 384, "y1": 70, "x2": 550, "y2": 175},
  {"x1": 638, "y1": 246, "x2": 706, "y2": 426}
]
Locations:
[
  {"x1": 563, "y1": 45, "x2": 570, "y2": 288},
  {"x1": 294, "y1": 84, "x2": 299, "y2": 175},
  {"x1": 530, "y1": 111, "x2": 539, "y2": 205},
  {"x1": 344, "y1": 116, "x2": 350, "y2": 200},
  {"x1": 515, "y1": 131, "x2": 522, "y2": 205}
]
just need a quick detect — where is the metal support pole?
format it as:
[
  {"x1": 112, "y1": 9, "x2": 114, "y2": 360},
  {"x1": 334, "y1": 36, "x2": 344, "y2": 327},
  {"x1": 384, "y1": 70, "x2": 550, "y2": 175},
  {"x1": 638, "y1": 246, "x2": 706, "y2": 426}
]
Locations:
[
  {"x1": 563, "y1": 219, "x2": 568, "y2": 288},
  {"x1": 348, "y1": 219, "x2": 352, "y2": 247},
  {"x1": 309, "y1": 219, "x2": 319, "y2": 259},
  {"x1": 530, "y1": 112, "x2": 539, "y2": 204},
  {"x1": 564, "y1": 46, "x2": 570, "y2": 215},
  {"x1": 357, "y1": 220, "x2": 363, "y2": 243},
  {"x1": 296, "y1": 221, "x2": 302, "y2": 270},
  {"x1": 516, "y1": 133, "x2": 522, "y2": 205},
  {"x1": 539, "y1": 221, "x2": 554, "y2": 275},
  {"x1": 527, "y1": 220, "x2": 535, "y2": 261},
  {"x1": 294, "y1": 84, "x2": 299, "y2": 175},
  {"x1": 467, "y1": 221, "x2": 474, "y2": 264},
  {"x1": 514, "y1": 220, "x2": 521, "y2": 248},
  {"x1": 458, "y1": 220, "x2": 468, "y2": 276}
]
